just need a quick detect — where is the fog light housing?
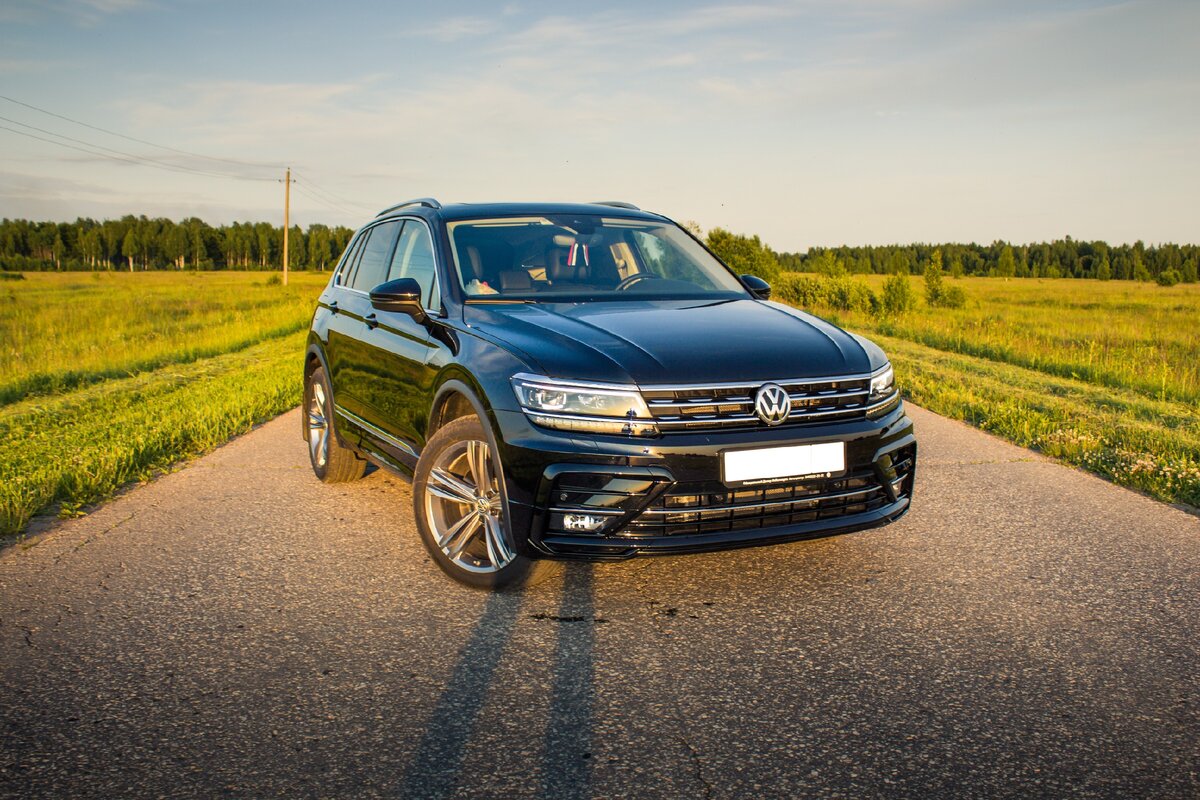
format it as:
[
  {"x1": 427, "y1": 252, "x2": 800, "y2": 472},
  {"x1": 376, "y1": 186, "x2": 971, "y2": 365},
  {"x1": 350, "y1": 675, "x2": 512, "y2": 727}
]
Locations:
[{"x1": 562, "y1": 513, "x2": 608, "y2": 533}]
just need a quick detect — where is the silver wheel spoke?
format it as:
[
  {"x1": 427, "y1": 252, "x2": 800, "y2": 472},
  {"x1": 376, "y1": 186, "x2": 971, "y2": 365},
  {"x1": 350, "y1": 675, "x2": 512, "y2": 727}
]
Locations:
[
  {"x1": 466, "y1": 440, "x2": 492, "y2": 492},
  {"x1": 428, "y1": 468, "x2": 477, "y2": 505},
  {"x1": 437, "y1": 510, "x2": 477, "y2": 548},
  {"x1": 484, "y1": 514, "x2": 513, "y2": 568},
  {"x1": 445, "y1": 514, "x2": 483, "y2": 559}
]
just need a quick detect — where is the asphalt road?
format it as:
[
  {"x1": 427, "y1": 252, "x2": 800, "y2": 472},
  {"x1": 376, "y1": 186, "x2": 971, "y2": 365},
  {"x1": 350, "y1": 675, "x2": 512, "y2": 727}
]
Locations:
[{"x1": 1, "y1": 405, "x2": 1197, "y2": 799}]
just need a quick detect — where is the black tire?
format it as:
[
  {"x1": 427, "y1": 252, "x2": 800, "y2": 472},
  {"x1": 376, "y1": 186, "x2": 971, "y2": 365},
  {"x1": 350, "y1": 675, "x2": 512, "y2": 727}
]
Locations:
[
  {"x1": 414, "y1": 415, "x2": 560, "y2": 590},
  {"x1": 305, "y1": 366, "x2": 367, "y2": 483}
]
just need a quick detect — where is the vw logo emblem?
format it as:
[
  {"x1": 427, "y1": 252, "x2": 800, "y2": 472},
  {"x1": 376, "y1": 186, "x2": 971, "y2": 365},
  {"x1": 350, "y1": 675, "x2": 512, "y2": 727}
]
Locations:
[{"x1": 754, "y1": 383, "x2": 791, "y2": 426}]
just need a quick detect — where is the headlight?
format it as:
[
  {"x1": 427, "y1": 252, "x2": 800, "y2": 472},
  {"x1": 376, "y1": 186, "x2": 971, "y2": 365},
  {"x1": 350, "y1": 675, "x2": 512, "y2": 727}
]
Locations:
[
  {"x1": 869, "y1": 365, "x2": 895, "y2": 402},
  {"x1": 511, "y1": 374, "x2": 659, "y2": 437}
]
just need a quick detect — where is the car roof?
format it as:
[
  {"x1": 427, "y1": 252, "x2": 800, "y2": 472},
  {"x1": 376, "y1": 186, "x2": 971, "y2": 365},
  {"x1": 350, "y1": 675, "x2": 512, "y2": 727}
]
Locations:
[{"x1": 381, "y1": 201, "x2": 670, "y2": 224}]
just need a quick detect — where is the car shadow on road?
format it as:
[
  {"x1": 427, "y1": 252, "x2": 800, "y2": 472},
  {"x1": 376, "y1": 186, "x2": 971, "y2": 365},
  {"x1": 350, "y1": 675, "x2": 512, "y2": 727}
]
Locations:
[
  {"x1": 541, "y1": 562, "x2": 595, "y2": 799},
  {"x1": 395, "y1": 562, "x2": 596, "y2": 799}
]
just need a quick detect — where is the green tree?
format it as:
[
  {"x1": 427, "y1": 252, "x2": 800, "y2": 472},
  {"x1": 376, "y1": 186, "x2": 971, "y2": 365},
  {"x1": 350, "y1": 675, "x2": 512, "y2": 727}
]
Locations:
[
  {"x1": 1181, "y1": 255, "x2": 1198, "y2": 283},
  {"x1": 163, "y1": 223, "x2": 188, "y2": 269},
  {"x1": 1132, "y1": 251, "x2": 1151, "y2": 282},
  {"x1": 809, "y1": 250, "x2": 843, "y2": 277},
  {"x1": 121, "y1": 229, "x2": 137, "y2": 272},
  {"x1": 288, "y1": 225, "x2": 306, "y2": 270},
  {"x1": 705, "y1": 228, "x2": 780, "y2": 282},
  {"x1": 995, "y1": 245, "x2": 1016, "y2": 278},
  {"x1": 1096, "y1": 254, "x2": 1112, "y2": 281},
  {"x1": 949, "y1": 252, "x2": 964, "y2": 278},
  {"x1": 887, "y1": 250, "x2": 909, "y2": 275},
  {"x1": 881, "y1": 273, "x2": 915, "y2": 315}
]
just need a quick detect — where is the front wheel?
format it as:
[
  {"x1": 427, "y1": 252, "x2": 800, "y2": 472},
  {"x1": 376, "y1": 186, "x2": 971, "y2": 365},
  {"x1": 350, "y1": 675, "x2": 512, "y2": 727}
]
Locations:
[{"x1": 414, "y1": 415, "x2": 557, "y2": 589}]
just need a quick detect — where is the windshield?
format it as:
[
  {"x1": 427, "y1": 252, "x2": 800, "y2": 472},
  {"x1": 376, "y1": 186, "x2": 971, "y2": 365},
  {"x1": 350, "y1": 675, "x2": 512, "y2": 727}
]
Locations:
[{"x1": 446, "y1": 215, "x2": 748, "y2": 301}]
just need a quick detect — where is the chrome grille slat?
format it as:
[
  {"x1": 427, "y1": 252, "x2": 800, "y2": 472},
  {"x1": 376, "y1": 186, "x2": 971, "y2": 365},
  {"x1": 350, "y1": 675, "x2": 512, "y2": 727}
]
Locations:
[{"x1": 640, "y1": 373, "x2": 891, "y2": 432}]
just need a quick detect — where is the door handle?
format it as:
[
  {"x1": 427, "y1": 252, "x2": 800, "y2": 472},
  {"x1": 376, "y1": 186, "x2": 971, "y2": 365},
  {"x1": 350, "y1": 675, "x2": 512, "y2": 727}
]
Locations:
[
  {"x1": 364, "y1": 313, "x2": 378, "y2": 330},
  {"x1": 328, "y1": 300, "x2": 339, "y2": 314}
]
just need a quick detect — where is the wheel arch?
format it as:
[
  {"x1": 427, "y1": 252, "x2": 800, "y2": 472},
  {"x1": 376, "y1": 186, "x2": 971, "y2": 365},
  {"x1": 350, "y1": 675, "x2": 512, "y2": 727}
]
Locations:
[{"x1": 428, "y1": 372, "x2": 495, "y2": 438}]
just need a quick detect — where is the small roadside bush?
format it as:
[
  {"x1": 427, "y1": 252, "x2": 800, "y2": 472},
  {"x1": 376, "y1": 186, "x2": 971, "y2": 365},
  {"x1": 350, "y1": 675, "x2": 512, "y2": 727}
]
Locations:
[
  {"x1": 773, "y1": 272, "x2": 876, "y2": 312},
  {"x1": 825, "y1": 274, "x2": 876, "y2": 312},
  {"x1": 1156, "y1": 269, "x2": 1181, "y2": 287},
  {"x1": 939, "y1": 284, "x2": 966, "y2": 308},
  {"x1": 881, "y1": 273, "x2": 915, "y2": 315},
  {"x1": 0, "y1": 271, "x2": 25, "y2": 281}
]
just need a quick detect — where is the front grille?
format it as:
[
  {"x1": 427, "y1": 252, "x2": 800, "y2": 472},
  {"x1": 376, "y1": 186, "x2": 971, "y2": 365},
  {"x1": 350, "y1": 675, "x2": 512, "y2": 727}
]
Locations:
[
  {"x1": 622, "y1": 448, "x2": 913, "y2": 538},
  {"x1": 641, "y1": 375, "x2": 879, "y2": 432}
]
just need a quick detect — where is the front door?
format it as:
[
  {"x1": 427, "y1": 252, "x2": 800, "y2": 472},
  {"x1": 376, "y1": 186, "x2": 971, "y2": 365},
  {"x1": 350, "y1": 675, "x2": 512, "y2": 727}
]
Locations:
[{"x1": 354, "y1": 219, "x2": 444, "y2": 473}]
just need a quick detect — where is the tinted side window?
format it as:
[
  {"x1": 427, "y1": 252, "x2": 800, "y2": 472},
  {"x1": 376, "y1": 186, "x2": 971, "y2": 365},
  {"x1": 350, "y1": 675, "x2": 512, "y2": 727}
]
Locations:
[
  {"x1": 348, "y1": 221, "x2": 399, "y2": 292},
  {"x1": 387, "y1": 221, "x2": 438, "y2": 307},
  {"x1": 335, "y1": 232, "x2": 367, "y2": 286}
]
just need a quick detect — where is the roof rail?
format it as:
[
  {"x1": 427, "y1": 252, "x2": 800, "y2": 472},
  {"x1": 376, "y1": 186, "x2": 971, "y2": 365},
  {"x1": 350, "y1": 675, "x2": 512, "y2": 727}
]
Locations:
[
  {"x1": 376, "y1": 197, "x2": 442, "y2": 217},
  {"x1": 590, "y1": 200, "x2": 640, "y2": 210}
]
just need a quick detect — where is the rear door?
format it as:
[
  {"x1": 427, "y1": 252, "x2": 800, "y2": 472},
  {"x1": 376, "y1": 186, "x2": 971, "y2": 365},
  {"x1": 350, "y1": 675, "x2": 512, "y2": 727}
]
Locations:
[{"x1": 323, "y1": 228, "x2": 368, "y2": 413}]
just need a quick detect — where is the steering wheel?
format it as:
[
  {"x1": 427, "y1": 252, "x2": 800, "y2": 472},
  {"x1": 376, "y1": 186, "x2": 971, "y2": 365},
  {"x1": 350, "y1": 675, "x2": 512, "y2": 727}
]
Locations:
[{"x1": 615, "y1": 273, "x2": 662, "y2": 291}]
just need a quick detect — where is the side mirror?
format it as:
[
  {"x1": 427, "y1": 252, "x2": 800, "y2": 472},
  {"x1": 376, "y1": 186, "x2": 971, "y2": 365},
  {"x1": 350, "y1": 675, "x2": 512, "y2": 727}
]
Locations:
[
  {"x1": 370, "y1": 278, "x2": 426, "y2": 323},
  {"x1": 740, "y1": 274, "x2": 771, "y2": 300}
]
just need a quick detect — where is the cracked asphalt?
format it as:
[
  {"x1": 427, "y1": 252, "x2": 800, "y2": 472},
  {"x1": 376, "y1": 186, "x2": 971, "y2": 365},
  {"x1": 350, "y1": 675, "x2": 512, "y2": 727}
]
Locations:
[{"x1": 1, "y1": 404, "x2": 1198, "y2": 799}]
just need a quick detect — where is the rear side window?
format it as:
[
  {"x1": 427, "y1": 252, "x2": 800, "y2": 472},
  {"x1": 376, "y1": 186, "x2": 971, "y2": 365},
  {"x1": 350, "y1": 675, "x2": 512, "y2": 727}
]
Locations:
[
  {"x1": 387, "y1": 221, "x2": 438, "y2": 307},
  {"x1": 348, "y1": 221, "x2": 399, "y2": 292},
  {"x1": 335, "y1": 232, "x2": 367, "y2": 286}
]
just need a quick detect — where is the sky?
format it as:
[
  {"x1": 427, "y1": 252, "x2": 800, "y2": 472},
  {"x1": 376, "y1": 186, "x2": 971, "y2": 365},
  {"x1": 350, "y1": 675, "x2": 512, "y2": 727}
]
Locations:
[{"x1": 0, "y1": 0, "x2": 1196, "y2": 251}]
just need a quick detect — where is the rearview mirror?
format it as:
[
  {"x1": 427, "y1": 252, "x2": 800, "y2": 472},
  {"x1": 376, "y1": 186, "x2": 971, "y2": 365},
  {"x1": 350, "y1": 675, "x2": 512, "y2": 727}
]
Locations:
[
  {"x1": 740, "y1": 274, "x2": 771, "y2": 300},
  {"x1": 370, "y1": 278, "x2": 426, "y2": 323}
]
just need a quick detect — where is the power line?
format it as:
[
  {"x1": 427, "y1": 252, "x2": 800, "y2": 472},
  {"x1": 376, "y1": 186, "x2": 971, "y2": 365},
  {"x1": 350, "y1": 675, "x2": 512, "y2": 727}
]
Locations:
[
  {"x1": 292, "y1": 183, "x2": 362, "y2": 217},
  {"x1": 292, "y1": 171, "x2": 376, "y2": 212},
  {"x1": 0, "y1": 94, "x2": 375, "y2": 223},
  {"x1": 0, "y1": 114, "x2": 276, "y2": 183},
  {"x1": 0, "y1": 93, "x2": 283, "y2": 170}
]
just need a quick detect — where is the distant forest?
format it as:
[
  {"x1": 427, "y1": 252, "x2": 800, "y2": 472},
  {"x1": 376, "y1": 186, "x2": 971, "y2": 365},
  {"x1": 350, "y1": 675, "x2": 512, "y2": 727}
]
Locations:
[
  {"x1": 0, "y1": 215, "x2": 1197, "y2": 283},
  {"x1": 0, "y1": 216, "x2": 355, "y2": 273}
]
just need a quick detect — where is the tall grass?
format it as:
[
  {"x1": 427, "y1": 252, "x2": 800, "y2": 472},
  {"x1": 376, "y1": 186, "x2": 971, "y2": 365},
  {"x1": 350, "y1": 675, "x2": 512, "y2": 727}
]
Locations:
[
  {"x1": 790, "y1": 275, "x2": 1200, "y2": 406},
  {"x1": 0, "y1": 271, "x2": 328, "y2": 405},
  {"x1": 780, "y1": 274, "x2": 1200, "y2": 507},
  {"x1": 0, "y1": 272, "x2": 327, "y2": 538}
]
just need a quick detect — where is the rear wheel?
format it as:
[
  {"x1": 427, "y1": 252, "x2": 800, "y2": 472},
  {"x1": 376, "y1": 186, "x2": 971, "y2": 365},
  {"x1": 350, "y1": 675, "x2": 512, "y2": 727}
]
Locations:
[
  {"x1": 414, "y1": 415, "x2": 558, "y2": 589},
  {"x1": 305, "y1": 365, "x2": 367, "y2": 483}
]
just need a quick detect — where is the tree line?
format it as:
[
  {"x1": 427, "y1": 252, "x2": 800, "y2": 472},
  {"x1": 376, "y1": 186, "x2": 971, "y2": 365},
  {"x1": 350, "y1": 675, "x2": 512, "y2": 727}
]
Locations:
[
  {"x1": 0, "y1": 216, "x2": 355, "y2": 272},
  {"x1": 2, "y1": 216, "x2": 1197, "y2": 285},
  {"x1": 774, "y1": 239, "x2": 1199, "y2": 283}
]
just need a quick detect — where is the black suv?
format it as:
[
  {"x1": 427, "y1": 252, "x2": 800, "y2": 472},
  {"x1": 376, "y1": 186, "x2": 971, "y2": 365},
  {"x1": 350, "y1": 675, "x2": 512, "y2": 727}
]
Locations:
[{"x1": 304, "y1": 200, "x2": 915, "y2": 588}]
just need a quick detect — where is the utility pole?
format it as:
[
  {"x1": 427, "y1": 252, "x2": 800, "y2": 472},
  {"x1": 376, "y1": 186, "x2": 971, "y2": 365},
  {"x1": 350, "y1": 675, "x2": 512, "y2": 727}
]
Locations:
[{"x1": 281, "y1": 166, "x2": 291, "y2": 286}]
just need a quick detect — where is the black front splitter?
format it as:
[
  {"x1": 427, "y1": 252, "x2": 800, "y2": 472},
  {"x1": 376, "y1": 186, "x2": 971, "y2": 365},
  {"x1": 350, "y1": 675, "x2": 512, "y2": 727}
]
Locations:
[{"x1": 529, "y1": 497, "x2": 910, "y2": 561}]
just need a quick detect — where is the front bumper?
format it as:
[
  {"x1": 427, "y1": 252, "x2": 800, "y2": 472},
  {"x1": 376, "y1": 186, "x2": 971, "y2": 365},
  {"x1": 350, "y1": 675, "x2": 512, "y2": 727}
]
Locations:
[{"x1": 493, "y1": 401, "x2": 916, "y2": 560}]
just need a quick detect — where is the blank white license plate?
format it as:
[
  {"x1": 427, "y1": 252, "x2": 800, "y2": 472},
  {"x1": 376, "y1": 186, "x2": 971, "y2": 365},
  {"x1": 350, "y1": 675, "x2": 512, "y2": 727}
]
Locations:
[{"x1": 722, "y1": 441, "x2": 846, "y2": 486}]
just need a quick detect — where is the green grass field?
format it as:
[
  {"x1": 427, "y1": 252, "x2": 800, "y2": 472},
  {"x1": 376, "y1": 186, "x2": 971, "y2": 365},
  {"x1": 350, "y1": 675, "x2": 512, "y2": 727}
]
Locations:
[
  {"x1": 794, "y1": 275, "x2": 1200, "y2": 508},
  {"x1": 0, "y1": 270, "x2": 1196, "y2": 540},
  {"x1": 0, "y1": 272, "x2": 328, "y2": 537}
]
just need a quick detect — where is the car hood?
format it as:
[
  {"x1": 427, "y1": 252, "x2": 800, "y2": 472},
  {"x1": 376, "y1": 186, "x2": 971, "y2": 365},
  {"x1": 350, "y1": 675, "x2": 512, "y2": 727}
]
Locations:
[{"x1": 462, "y1": 298, "x2": 877, "y2": 385}]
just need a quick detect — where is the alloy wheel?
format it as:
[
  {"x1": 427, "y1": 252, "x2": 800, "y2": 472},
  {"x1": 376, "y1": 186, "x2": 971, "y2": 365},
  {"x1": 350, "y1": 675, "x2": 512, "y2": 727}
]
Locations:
[
  {"x1": 423, "y1": 439, "x2": 515, "y2": 573},
  {"x1": 307, "y1": 381, "x2": 329, "y2": 468}
]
